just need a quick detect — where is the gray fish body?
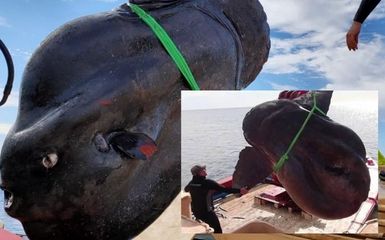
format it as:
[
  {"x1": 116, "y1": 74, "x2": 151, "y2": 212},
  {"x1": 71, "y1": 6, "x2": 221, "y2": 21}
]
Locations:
[
  {"x1": 0, "y1": 1, "x2": 269, "y2": 239},
  {"x1": 234, "y1": 91, "x2": 370, "y2": 219}
]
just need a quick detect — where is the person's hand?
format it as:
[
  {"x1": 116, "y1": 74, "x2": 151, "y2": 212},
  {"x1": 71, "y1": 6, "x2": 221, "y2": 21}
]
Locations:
[
  {"x1": 346, "y1": 21, "x2": 362, "y2": 51},
  {"x1": 240, "y1": 187, "x2": 248, "y2": 195}
]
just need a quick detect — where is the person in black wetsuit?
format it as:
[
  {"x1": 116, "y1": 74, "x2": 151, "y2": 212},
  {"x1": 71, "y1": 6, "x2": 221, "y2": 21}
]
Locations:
[
  {"x1": 346, "y1": 0, "x2": 381, "y2": 51},
  {"x1": 184, "y1": 165, "x2": 248, "y2": 233}
]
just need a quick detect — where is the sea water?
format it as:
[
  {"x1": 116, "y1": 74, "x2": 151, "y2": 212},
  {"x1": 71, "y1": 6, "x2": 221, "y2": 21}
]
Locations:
[{"x1": 182, "y1": 105, "x2": 378, "y2": 187}]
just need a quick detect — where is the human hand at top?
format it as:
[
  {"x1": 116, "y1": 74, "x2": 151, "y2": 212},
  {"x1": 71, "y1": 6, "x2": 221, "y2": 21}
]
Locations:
[{"x1": 346, "y1": 21, "x2": 362, "y2": 51}]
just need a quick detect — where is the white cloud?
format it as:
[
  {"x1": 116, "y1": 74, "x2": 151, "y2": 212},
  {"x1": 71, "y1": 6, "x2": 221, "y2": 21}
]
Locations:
[
  {"x1": 0, "y1": 16, "x2": 10, "y2": 27},
  {"x1": 0, "y1": 123, "x2": 12, "y2": 135},
  {"x1": 260, "y1": 0, "x2": 355, "y2": 35},
  {"x1": 259, "y1": 0, "x2": 385, "y2": 113},
  {"x1": 265, "y1": 46, "x2": 316, "y2": 74},
  {"x1": 270, "y1": 82, "x2": 299, "y2": 90},
  {"x1": 12, "y1": 48, "x2": 32, "y2": 62}
]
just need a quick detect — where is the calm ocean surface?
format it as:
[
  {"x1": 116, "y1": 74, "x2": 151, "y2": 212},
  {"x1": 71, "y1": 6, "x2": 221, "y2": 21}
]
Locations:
[{"x1": 182, "y1": 104, "x2": 378, "y2": 187}]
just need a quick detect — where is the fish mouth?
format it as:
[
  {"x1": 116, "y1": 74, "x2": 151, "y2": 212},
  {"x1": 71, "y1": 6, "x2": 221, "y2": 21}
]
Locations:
[
  {"x1": 1, "y1": 187, "x2": 14, "y2": 209},
  {"x1": 0, "y1": 185, "x2": 23, "y2": 219},
  {"x1": 4, "y1": 189, "x2": 14, "y2": 209}
]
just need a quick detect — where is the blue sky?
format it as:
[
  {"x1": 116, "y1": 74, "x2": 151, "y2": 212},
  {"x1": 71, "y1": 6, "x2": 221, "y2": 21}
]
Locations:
[
  {"x1": 0, "y1": 0, "x2": 384, "y2": 151},
  {"x1": 252, "y1": 0, "x2": 385, "y2": 152}
]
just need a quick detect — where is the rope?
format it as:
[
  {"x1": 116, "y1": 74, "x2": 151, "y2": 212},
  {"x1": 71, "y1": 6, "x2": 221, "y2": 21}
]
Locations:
[
  {"x1": 0, "y1": 39, "x2": 14, "y2": 106},
  {"x1": 273, "y1": 92, "x2": 326, "y2": 172},
  {"x1": 129, "y1": 3, "x2": 200, "y2": 90}
]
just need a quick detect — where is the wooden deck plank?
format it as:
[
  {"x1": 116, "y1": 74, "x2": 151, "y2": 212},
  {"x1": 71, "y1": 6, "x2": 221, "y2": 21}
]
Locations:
[
  {"x1": 294, "y1": 235, "x2": 360, "y2": 240},
  {"x1": 213, "y1": 233, "x2": 309, "y2": 240},
  {"x1": 296, "y1": 234, "x2": 383, "y2": 240},
  {"x1": 216, "y1": 184, "x2": 377, "y2": 234},
  {"x1": 379, "y1": 195, "x2": 385, "y2": 234},
  {"x1": 208, "y1": 234, "x2": 384, "y2": 240},
  {"x1": 378, "y1": 219, "x2": 385, "y2": 227},
  {"x1": 378, "y1": 205, "x2": 385, "y2": 212}
]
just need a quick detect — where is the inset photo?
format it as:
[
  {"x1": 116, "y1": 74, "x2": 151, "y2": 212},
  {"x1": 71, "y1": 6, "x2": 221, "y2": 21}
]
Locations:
[{"x1": 181, "y1": 90, "x2": 378, "y2": 234}]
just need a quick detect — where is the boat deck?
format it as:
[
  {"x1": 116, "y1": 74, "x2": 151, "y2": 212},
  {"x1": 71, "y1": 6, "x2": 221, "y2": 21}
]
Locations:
[
  {"x1": 212, "y1": 233, "x2": 384, "y2": 240},
  {"x1": 378, "y1": 165, "x2": 385, "y2": 233},
  {"x1": 215, "y1": 160, "x2": 378, "y2": 234},
  {"x1": 379, "y1": 198, "x2": 385, "y2": 233},
  {"x1": 216, "y1": 186, "x2": 359, "y2": 233},
  {"x1": 215, "y1": 182, "x2": 377, "y2": 234}
]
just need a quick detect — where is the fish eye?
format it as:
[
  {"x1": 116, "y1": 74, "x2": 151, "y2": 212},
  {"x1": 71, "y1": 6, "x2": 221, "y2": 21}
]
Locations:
[
  {"x1": 93, "y1": 133, "x2": 110, "y2": 153},
  {"x1": 325, "y1": 164, "x2": 348, "y2": 176},
  {"x1": 41, "y1": 153, "x2": 58, "y2": 169}
]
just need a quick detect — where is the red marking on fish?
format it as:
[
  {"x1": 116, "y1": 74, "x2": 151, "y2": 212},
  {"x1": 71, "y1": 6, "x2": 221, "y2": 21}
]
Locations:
[
  {"x1": 99, "y1": 99, "x2": 113, "y2": 106},
  {"x1": 140, "y1": 144, "x2": 157, "y2": 159}
]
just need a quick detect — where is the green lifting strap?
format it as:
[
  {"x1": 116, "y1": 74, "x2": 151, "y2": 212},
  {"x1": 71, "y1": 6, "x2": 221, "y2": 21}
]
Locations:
[
  {"x1": 273, "y1": 92, "x2": 326, "y2": 172},
  {"x1": 129, "y1": 3, "x2": 200, "y2": 90},
  {"x1": 379, "y1": 150, "x2": 385, "y2": 165}
]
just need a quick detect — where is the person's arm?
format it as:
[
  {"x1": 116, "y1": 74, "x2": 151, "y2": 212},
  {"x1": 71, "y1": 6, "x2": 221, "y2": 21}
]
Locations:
[
  {"x1": 346, "y1": 0, "x2": 381, "y2": 51},
  {"x1": 354, "y1": 0, "x2": 381, "y2": 23},
  {"x1": 205, "y1": 179, "x2": 241, "y2": 194}
]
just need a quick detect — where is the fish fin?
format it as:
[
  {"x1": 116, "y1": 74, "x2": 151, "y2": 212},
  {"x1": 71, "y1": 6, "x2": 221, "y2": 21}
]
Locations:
[
  {"x1": 108, "y1": 131, "x2": 157, "y2": 160},
  {"x1": 232, "y1": 146, "x2": 273, "y2": 189},
  {"x1": 294, "y1": 91, "x2": 333, "y2": 115}
]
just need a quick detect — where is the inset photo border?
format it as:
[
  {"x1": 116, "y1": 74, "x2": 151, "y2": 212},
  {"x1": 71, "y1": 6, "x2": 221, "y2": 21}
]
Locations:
[{"x1": 181, "y1": 90, "x2": 378, "y2": 234}]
